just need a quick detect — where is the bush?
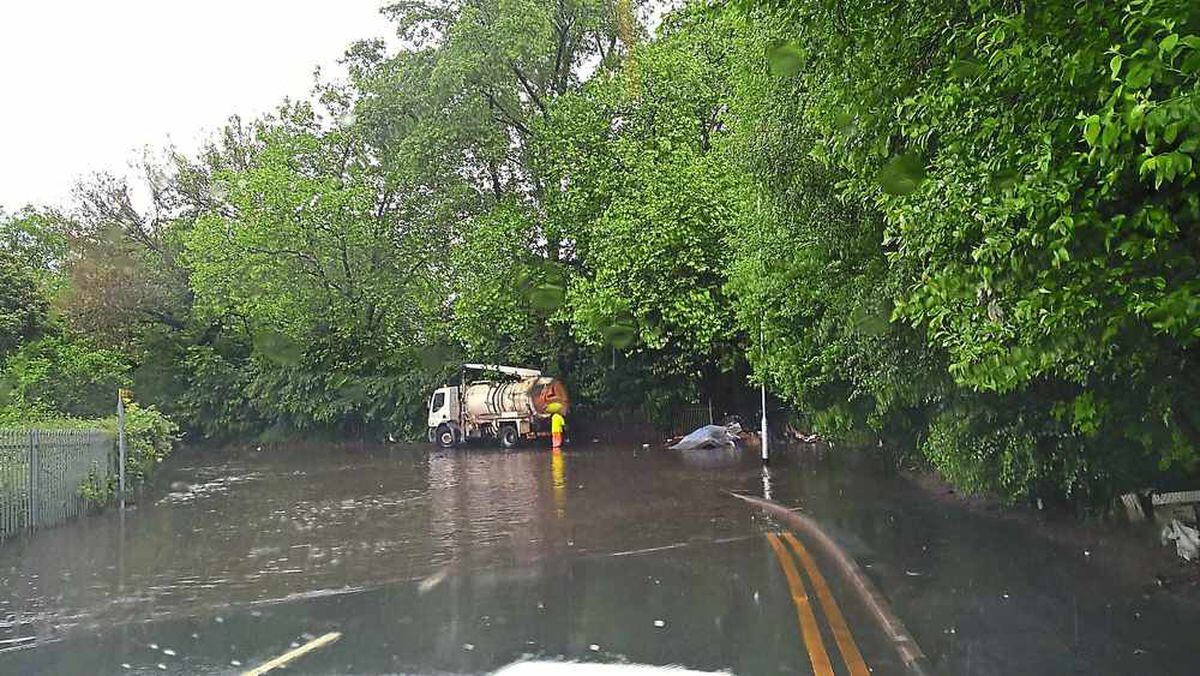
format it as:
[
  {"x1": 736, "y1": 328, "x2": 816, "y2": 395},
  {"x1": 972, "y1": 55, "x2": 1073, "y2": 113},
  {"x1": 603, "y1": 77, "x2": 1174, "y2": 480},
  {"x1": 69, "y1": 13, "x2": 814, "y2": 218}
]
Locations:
[{"x1": 101, "y1": 403, "x2": 180, "y2": 485}]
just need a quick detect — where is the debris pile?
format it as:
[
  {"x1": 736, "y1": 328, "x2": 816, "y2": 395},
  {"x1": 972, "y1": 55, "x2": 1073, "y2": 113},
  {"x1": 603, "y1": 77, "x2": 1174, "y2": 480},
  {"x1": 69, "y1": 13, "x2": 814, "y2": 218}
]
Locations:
[
  {"x1": 1124, "y1": 489, "x2": 1200, "y2": 563},
  {"x1": 1161, "y1": 520, "x2": 1200, "y2": 562},
  {"x1": 785, "y1": 423, "x2": 822, "y2": 444},
  {"x1": 667, "y1": 423, "x2": 743, "y2": 451}
]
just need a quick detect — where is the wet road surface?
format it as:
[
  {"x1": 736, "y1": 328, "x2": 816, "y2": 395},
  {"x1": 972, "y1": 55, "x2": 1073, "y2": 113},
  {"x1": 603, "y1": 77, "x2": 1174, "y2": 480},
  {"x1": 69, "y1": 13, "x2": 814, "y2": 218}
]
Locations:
[{"x1": 1, "y1": 443, "x2": 1197, "y2": 674}]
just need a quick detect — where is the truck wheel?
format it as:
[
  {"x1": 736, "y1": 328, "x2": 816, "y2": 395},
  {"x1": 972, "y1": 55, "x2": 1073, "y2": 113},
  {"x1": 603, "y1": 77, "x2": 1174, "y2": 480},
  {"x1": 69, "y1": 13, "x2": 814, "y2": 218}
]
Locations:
[
  {"x1": 499, "y1": 425, "x2": 519, "y2": 449},
  {"x1": 435, "y1": 424, "x2": 457, "y2": 448}
]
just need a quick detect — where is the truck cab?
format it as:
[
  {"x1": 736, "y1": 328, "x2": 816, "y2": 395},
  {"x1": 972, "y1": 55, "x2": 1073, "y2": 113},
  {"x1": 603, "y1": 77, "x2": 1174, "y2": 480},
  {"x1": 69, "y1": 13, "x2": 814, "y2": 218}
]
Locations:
[{"x1": 427, "y1": 386, "x2": 460, "y2": 446}]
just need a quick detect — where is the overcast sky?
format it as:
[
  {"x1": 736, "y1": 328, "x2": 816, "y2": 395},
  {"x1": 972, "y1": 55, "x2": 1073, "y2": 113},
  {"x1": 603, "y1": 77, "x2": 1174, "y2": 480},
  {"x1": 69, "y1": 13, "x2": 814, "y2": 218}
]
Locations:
[{"x1": 0, "y1": 1, "x2": 392, "y2": 212}]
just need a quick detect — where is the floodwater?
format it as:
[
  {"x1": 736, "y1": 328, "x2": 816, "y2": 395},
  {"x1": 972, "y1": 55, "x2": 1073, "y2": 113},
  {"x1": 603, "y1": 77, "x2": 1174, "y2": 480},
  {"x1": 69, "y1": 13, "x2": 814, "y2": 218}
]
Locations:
[{"x1": 0, "y1": 442, "x2": 1197, "y2": 674}]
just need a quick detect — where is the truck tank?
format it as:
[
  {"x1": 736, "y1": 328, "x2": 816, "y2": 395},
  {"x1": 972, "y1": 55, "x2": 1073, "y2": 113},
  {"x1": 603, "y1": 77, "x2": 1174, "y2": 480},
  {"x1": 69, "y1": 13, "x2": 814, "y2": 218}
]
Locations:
[{"x1": 463, "y1": 377, "x2": 569, "y2": 421}]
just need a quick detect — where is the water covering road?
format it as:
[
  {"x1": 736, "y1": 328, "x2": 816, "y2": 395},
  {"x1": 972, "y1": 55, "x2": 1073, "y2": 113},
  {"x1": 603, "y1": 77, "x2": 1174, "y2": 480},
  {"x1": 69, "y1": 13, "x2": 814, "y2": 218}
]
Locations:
[{"x1": 1, "y1": 442, "x2": 1197, "y2": 674}]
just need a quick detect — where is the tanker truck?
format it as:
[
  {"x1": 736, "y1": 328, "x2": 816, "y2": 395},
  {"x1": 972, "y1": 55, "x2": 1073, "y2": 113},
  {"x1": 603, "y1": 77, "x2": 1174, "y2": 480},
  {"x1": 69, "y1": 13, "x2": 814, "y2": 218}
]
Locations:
[{"x1": 427, "y1": 364, "x2": 569, "y2": 449}]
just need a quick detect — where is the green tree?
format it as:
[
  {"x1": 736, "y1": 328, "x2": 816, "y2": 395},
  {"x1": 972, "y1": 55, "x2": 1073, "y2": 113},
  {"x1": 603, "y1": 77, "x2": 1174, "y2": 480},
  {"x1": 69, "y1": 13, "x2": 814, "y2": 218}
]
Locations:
[
  {"x1": 0, "y1": 249, "x2": 49, "y2": 360},
  {"x1": 523, "y1": 5, "x2": 753, "y2": 414}
]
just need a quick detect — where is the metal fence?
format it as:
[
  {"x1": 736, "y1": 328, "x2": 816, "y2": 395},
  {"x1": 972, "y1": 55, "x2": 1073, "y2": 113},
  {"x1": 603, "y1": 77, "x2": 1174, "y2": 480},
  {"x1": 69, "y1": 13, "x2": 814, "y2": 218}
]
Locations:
[
  {"x1": 671, "y1": 403, "x2": 714, "y2": 436},
  {"x1": 0, "y1": 429, "x2": 113, "y2": 538}
]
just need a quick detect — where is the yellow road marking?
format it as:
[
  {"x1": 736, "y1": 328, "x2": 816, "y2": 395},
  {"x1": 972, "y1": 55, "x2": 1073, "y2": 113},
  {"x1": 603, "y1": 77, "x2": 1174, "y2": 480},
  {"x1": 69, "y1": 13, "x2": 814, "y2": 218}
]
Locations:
[
  {"x1": 766, "y1": 533, "x2": 834, "y2": 676},
  {"x1": 784, "y1": 532, "x2": 870, "y2": 676},
  {"x1": 243, "y1": 631, "x2": 342, "y2": 676}
]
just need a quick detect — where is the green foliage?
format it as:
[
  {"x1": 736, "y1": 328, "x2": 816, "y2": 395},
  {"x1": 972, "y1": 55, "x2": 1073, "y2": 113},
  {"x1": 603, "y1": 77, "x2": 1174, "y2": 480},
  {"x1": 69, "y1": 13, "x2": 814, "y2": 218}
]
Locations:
[
  {"x1": 727, "y1": 0, "x2": 1199, "y2": 501},
  {"x1": 0, "y1": 208, "x2": 71, "y2": 296},
  {"x1": 78, "y1": 468, "x2": 112, "y2": 505},
  {"x1": 186, "y1": 105, "x2": 437, "y2": 345},
  {"x1": 172, "y1": 343, "x2": 260, "y2": 440},
  {"x1": 0, "y1": 249, "x2": 49, "y2": 359},
  {"x1": 104, "y1": 403, "x2": 180, "y2": 485},
  {"x1": 724, "y1": 3, "x2": 944, "y2": 453},
  {"x1": 536, "y1": 4, "x2": 750, "y2": 392},
  {"x1": 0, "y1": 335, "x2": 132, "y2": 421},
  {"x1": 449, "y1": 202, "x2": 546, "y2": 362},
  {"x1": 175, "y1": 101, "x2": 462, "y2": 439}
]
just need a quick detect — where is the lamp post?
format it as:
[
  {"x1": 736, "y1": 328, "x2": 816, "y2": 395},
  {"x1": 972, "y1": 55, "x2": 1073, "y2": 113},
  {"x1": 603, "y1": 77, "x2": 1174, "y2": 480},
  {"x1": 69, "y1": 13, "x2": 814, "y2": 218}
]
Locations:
[
  {"x1": 760, "y1": 380, "x2": 769, "y2": 465},
  {"x1": 760, "y1": 321, "x2": 769, "y2": 466},
  {"x1": 756, "y1": 191, "x2": 770, "y2": 466}
]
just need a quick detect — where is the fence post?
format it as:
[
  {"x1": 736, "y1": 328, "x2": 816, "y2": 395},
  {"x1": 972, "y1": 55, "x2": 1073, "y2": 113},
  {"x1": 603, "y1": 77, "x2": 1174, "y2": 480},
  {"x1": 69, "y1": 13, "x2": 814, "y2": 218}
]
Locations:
[
  {"x1": 117, "y1": 392, "x2": 126, "y2": 511},
  {"x1": 27, "y1": 430, "x2": 38, "y2": 530}
]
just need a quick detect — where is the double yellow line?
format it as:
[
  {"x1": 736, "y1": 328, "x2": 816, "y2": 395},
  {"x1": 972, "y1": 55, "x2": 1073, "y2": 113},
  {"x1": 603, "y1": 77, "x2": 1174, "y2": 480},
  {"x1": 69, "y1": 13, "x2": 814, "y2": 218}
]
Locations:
[{"x1": 767, "y1": 532, "x2": 869, "y2": 676}]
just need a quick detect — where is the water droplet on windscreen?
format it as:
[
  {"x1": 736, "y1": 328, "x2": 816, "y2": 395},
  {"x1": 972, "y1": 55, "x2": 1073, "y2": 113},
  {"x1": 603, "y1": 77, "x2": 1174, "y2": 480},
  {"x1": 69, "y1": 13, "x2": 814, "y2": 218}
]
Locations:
[{"x1": 209, "y1": 181, "x2": 229, "y2": 201}]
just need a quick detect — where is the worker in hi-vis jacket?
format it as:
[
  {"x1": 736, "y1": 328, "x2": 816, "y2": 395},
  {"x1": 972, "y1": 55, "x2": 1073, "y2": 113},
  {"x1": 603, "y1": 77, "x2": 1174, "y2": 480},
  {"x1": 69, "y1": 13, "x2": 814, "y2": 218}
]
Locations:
[{"x1": 547, "y1": 402, "x2": 565, "y2": 450}]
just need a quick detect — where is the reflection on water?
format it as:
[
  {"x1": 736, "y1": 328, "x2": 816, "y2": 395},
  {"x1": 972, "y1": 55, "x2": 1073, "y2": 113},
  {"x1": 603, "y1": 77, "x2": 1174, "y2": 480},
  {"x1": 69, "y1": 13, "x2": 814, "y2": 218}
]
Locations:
[
  {"x1": 0, "y1": 444, "x2": 755, "y2": 644},
  {"x1": 428, "y1": 449, "x2": 550, "y2": 567},
  {"x1": 552, "y1": 449, "x2": 566, "y2": 519}
]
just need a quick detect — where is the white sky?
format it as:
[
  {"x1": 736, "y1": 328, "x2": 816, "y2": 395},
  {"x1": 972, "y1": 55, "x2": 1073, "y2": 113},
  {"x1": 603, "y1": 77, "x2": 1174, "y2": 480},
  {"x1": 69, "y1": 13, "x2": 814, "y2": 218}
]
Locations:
[
  {"x1": 0, "y1": 1, "x2": 393, "y2": 212},
  {"x1": 0, "y1": 1, "x2": 683, "y2": 214}
]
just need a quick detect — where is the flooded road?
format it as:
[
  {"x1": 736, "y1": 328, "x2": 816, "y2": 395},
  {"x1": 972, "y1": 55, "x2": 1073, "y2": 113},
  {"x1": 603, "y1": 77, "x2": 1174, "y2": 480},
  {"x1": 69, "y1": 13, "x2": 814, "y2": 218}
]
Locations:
[{"x1": 1, "y1": 443, "x2": 1197, "y2": 674}]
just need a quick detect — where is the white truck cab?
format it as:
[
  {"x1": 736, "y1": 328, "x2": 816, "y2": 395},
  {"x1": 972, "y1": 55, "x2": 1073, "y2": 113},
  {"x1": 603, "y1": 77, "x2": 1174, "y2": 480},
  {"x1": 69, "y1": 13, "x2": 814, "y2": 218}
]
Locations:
[{"x1": 427, "y1": 386, "x2": 460, "y2": 445}]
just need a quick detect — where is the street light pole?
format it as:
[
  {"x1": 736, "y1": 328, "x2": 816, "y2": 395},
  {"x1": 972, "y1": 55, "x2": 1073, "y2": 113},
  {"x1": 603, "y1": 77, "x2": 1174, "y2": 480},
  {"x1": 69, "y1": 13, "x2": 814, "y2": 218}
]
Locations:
[
  {"x1": 756, "y1": 191, "x2": 770, "y2": 467},
  {"x1": 760, "y1": 320, "x2": 769, "y2": 466},
  {"x1": 760, "y1": 380, "x2": 769, "y2": 465}
]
